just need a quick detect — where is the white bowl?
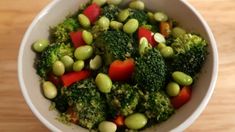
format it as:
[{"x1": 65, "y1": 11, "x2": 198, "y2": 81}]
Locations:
[{"x1": 18, "y1": 0, "x2": 218, "y2": 131}]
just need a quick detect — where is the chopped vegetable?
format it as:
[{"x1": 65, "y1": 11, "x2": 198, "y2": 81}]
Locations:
[
  {"x1": 70, "y1": 31, "x2": 86, "y2": 48},
  {"x1": 171, "y1": 86, "x2": 192, "y2": 109},
  {"x1": 108, "y1": 59, "x2": 135, "y2": 81},
  {"x1": 83, "y1": 3, "x2": 101, "y2": 23},
  {"x1": 160, "y1": 22, "x2": 171, "y2": 38},
  {"x1": 138, "y1": 27, "x2": 156, "y2": 47},
  {"x1": 113, "y1": 115, "x2": 125, "y2": 126}
]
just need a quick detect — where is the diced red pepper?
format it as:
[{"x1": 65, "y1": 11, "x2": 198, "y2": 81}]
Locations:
[
  {"x1": 48, "y1": 73, "x2": 61, "y2": 86},
  {"x1": 70, "y1": 31, "x2": 86, "y2": 48},
  {"x1": 113, "y1": 115, "x2": 125, "y2": 126},
  {"x1": 83, "y1": 3, "x2": 101, "y2": 24},
  {"x1": 108, "y1": 58, "x2": 135, "y2": 81},
  {"x1": 61, "y1": 70, "x2": 91, "y2": 87},
  {"x1": 138, "y1": 27, "x2": 157, "y2": 47},
  {"x1": 171, "y1": 86, "x2": 192, "y2": 109}
]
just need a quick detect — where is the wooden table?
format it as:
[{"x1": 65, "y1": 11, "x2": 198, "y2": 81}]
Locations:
[{"x1": 0, "y1": 0, "x2": 234, "y2": 131}]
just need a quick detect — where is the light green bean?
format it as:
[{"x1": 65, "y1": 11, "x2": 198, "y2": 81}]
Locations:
[
  {"x1": 92, "y1": 0, "x2": 106, "y2": 6},
  {"x1": 160, "y1": 46, "x2": 174, "y2": 58},
  {"x1": 124, "y1": 113, "x2": 148, "y2": 130},
  {"x1": 95, "y1": 73, "x2": 112, "y2": 93},
  {"x1": 154, "y1": 12, "x2": 168, "y2": 22},
  {"x1": 52, "y1": 61, "x2": 65, "y2": 76},
  {"x1": 129, "y1": 0, "x2": 145, "y2": 10},
  {"x1": 61, "y1": 55, "x2": 74, "y2": 71},
  {"x1": 172, "y1": 27, "x2": 186, "y2": 38},
  {"x1": 98, "y1": 121, "x2": 117, "y2": 132},
  {"x1": 107, "y1": 0, "x2": 122, "y2": 5},
  {"x1": 33, "y1": 39, "x2": 49, "y2": 53},
  {"x1": 73, "y1": 60, "x2": 85, "y2": 72},
  {"x1": 172, "y1": 71, "x2": 193, "y2": 86},
  {"x1": 78, "y1": 14, "x2": 90, "y2": 28},
  {"x1": 89, "y1": 55, "x2": 102, "y2": 70},
  {"x1": 98, "y1": 16, "x2": 110, "y2": 30},
  {"x1": 110, "y1": 21, "x2": 123, "y2": 30},
  {"x1": 123, "y1": 19, "x2": 139, "y2": 34},
  {"x1": 118, "y1": 9, "x2": 130, "y2": 22},
  {"x1": 74, "y1": 45, "x2": 93, "y2": 60},
  {"x1": 82, "y1": 30, "x2": 93, "y2": 45},
  {"x1": 166, "y1": 82, "x2": 180, "y2": 96},
  {"x1": 42, "y1": 81, "x2": 57, "y2": 99}
]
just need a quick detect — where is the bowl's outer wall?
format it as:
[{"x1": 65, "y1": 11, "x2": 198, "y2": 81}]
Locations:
[{"x1": 18, "y1": 0, "x2": 218, "y2": 132}]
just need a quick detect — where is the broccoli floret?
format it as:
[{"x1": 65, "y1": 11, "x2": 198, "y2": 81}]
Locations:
[
  {"x1": 140, "y1": 91, "x2": 174, "y2": 122},
  {"x1": 36, "y1": 43, "x2": 74, "y2": 78},
  {"x1": 106, "y1": 83, "x2": 139, "y2": 116},
  {"x1": 169, "y1": 34, "x2": 207, "y2": 76},
  {"x1": 171, "y1": 33, "x2": 206, "y2": 54},
  {"x1": 134, "y1": 48, "x2": 167, "y2": 92},
  {"x1": 51, "y1": 18, "x2": 79, "y2": 43},
  {"x1": 102, "y1": 4, "x2": 120, "y2": 20},
  {"x1": 66, "y1": 79, "x2": 106, "y2": 129},
  {"x1": 128, "y1": 9, "x2": 148, "y2": 25},
  {"x1": 95, "y1": 31, "x2": 134, "y2": 64}
]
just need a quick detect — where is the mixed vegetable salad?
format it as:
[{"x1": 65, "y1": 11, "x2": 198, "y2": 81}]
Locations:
[{"x1": 32, "y1": 0, "x2": 207, "y2": 131}]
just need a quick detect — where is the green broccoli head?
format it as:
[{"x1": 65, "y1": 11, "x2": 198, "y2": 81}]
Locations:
[
  {"x1": 106, "y1": 83, "x2": 139, "y2": 116},
  {"x1": 51, "y1": 18, "x2": 79, "y2": 43},
  {"x1": 36, "y1": 43, "x2": 74, "y2": 78},
  {"x1": 171, "y1": 33, "x2": 207, "y2": 54},
  {"x1": 66, "y1": 79, "x2": 106, "y2": 129},
  {"x1": 134, "y1": 48, "x2": 167, "y2": 92},
  {"x1": 140, "y1": 91, "x2": 174, "y2": 122},
  {"x1": 102, "y1": 4, "x2": 120, "y2": 20},
  {"x1": 169, "y1": 34, "x2": 207, "y2": 77},
  {"x1": 128, "y1": 9, "x2": 148, "y2": 25},
  {"x1": 94, "y1": 31, "x2": 134, "y2": 64}
]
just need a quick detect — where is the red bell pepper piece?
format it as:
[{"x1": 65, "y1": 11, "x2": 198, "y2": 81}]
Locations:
[
  {"x1": 138, "y1": 27, "x2": 157, "y2": 47},
  {"x1": 70, "y1": 31, "x2": 86, "y2": 48},
  {"x1": 48, "y1": 73, "x2": 61, "y2": 86},
  {"x1": 61, "y1": 70, "x2": 91, "y2": 87},
  {"x1": 108, "y1": 58, "x2": 135, "y2": 81},
  {"x1": 83, "y1": 3, "x2": 101, "y2": 24},
  {"x1": 113, "y1": 115, "x2": 125, "y2": 126},
  {"x1": 171, "y1": 86, "x2": 192, "y2": 109}
]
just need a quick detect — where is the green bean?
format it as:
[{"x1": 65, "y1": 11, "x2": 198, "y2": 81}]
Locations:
[
  {"x1": 78, "y1": 14, "x2": 90, "y2": 28},
  {"x1": 160, "y1": 46, "x2": 174, "y2": 58},
  {"x1": 82, "y1": 30, "x2": 93, "y2": 45},
  {"x1": 166, "y1": 82, "x2": 180, "y2": 96},
  {"x1": 172, "y1": 71, "x2": 193, "y2": 86},
  {"x1": 98, "y1": 16, "x2": 110, "y2": 30},
  {"x1": 98, "y1": 121, "x2": 117, "y2": 132},
  {"x1": 172, "y1": 27, "x2": 186, "y2": 38},
  {"x1": 74, "y1": 45, "x2": 93, "y2": 60},
  {"x1": 52, "y1": 61, "x2": 65, "y2": 76},
  {"x1": 157, "y1": 43, "x2": 166, "y2": 50},
  {"x1": 61, "y1": 55, "x2": 74, "y2": 71},
  {"x1": 118, "y1": 9, "x2": 130, "y2": 22},
  {"x1": 154, "y1": 33, "x2": 166, "y2": 43},
  {"x1": 89, "y1": 55, "x2": 102, "y2": 70},
  {"x1": 33, "y1": 39, "x2": 49, "y2": 53},
  {"x1": 129, "y1": 0, "x2": 145, "y2": 10},
  {"x1": 147, "y1": 12, "x2": 155, "y2": 23},
  {"x1": 42, "y1": 81, "x2": 57, "y2": 99},
  {"x1": 110, "y1": 21, "x2": 123, "y2": 30},
  {"x1": 154, "y1": 12, "x2": 168, "y2": 22},
  {"x1": 124, "y1": 113, "x2": 148, "y2": 130},
  {"x1": 95, "y1": 73, "x2": 112, "y2": 93},
  {"x1": 139, "y1": 37, "x2": 151, "y2": 55},
  {"x1": 92, "y1": 0, "x2": 106, "y2": 6},
  {"x1": 123, "y1": 19, "x2": 139, "y2": 34},
  {"x1": 107, "y1": 0, "x2": 122, "y2": 5},
  {"x1": 73, "y1": 60, "x2": 85, "y2": 72}
]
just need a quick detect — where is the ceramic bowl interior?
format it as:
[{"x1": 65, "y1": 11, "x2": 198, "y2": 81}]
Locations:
[{"x1": 18, "y1": 0, "x2": 218, "y2": 131}]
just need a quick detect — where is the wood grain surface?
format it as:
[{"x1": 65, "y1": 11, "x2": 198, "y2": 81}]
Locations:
[{"x1": 0, "y1": 0, "x2": 234, "y2": 131}]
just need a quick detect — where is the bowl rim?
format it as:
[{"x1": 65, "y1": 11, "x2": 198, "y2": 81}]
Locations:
[{"x1": 17, "y1": 0, "x2": 218, "y2": 132}]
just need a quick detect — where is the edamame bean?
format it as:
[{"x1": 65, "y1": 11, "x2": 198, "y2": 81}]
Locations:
[
  {"x1": 74, "y1": 45, "x2": 93, "y2": 60},
  {"x1": 129, "y1": 0, "x2": 145, "y2": 10},
  {"x1": 172, "y1": 71, "x2": 193, "y2": 86},
  {"x1": 33, "y1": 39, "x2": 49, "y2": 53},
  {"x1": 172, "y1": 27, "x2": 186, "y2": 38},
  {"x1": 160, "y1": 46, "x2": 174, "y2": 58},
  {"x1": 154, "y1": 33, "x2": 166, "y2": 43},
  {"x1": 166, "y1": 82, "x2": 180, "y2": 96},
  {"x1": 157, "y1": 43, "x2": 166, "y2": 50},
  {"x1": 52, "y1": 61, "x2": 65, "y2": 76},
  {"x1": 73, "y1": 60, "x2": 85, "y2": 72},
  {"x1": 61, "y1": 55, "x2": 74, "y2": 71},
  {"x1": 139, "y1": 37, "x2": 151, "y2": 55},
  {"x1": 118, "y1": 9, "x2": 130, "y2": 22},
  {"x1": 92, "y1": 0, "x2": 106, "y2": 6},
  {"x1": 98, "y1": 121, "x2": 117, "y2": 132},
  {"x1": 154, "y1": 12, "x2": 168, "y2": 22},
  {"x1": 82, "y1": 30, "x2": 93, "y2": 45},
  {"x1": 110, "y1": 21, "x2": 123, "y2": 30},
  {"x1": 95, "y1": 73, "x2": 112, "y2": 93},
  {"x1": 78, "y1": 14, "x2": 90, "y2": 28},
  {"x1": 123, "y1": 19, "x2": 139, "y2": 34},
  {"x1": 90, "y1": 55, "x2": 102, "y2": 70},
  {"x1": 98, "y1": 16, "x2": 110, "y2": 30},
  {"x1": 107, "y1": 0, "x2": 122, "y2": 5},
  {"x1": 124, "y1": 113, "x2": 147, "y2": 130},
  {"x1": 42, "y1": 81, "x2": 57, "y2": 99}
]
